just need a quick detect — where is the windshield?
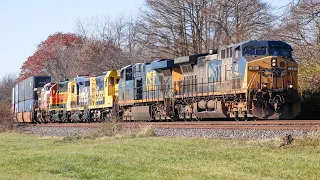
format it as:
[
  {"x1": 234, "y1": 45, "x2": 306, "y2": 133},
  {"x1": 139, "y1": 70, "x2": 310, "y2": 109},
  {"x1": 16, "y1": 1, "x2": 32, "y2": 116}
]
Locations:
[
  {"x1": 269, "y1": 48, "x2": 291, "y2": 57},
  {"x1": 256, "y1": 48, "x2": 267, "y2": 55},
  {"x1": 58, "y1": 82, "x2": 68, "y2": 92},
  {"x1": 243, "y1": 47, "x2": 267, "y2": 56},
  {"x1": 46, "y1": 85, "x2": 52, "y2": 91},
  {"x1": 244, "y1": 47, "x2": 255, "y2": 56}
]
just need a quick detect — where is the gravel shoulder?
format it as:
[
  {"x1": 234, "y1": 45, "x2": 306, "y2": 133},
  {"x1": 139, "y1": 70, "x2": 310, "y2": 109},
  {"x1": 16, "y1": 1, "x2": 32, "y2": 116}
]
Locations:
[{"x1": 17, "y1": 126, "x2": 312, "y2": 140}]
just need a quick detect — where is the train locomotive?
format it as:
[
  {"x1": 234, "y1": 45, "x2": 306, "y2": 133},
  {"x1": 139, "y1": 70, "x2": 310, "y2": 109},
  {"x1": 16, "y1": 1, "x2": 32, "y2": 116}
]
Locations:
[{"x1": 12, "y1": 40, "x2": 301, "y2": 123}]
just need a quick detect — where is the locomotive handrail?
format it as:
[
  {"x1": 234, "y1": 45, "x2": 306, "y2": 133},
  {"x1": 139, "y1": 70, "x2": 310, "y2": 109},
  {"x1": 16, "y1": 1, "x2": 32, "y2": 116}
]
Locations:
[{"x1": 248, "y1": 71, "x2": 259, "y2": 89}]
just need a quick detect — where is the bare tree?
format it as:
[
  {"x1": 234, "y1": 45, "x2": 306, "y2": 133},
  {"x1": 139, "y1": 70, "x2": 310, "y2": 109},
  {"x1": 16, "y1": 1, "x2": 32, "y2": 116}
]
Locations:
[
  {"x1": 75, "y1": 15, "x2": 147, "y2": 68},
  {"x1": 212, "y1": 0, "x2": 273, "y2": 44},
  {"x1": 76, "y1": 40, "x2": 129, "y2": 75},
  {"x1": 0, "y1": 74, "x2": 17, "y2": 105},
  {"x1": 138, "y1": 0, "x2": 273, "y2": 58},
  {"x1": 138, "y1": 0, "x2": 209, "y2": 57},
  {"x1": 267, "y1": 0, "x2": 320, "y2": 91}
]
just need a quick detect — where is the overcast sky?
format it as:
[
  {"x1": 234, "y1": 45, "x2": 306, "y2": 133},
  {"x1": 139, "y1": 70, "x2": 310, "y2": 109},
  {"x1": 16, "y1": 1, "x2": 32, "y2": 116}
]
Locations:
[{"x1": 0, "y1": 0, "x2": 291, "y2": 78}]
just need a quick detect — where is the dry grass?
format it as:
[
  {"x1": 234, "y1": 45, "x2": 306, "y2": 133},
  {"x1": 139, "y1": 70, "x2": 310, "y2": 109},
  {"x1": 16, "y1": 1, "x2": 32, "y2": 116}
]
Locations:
[
  {"x1": 114, "y1": 125, "x2": 156, "y2": 138},
  {"x1": 60, "y1": 119, "x2": 156, "y2": 142},
  {"x1": 294, "y1": 131, "x2": 320, "y2": 147},
  {"x1": 101, "y1": 117, "x2": 124, "y2": 137},
  {"x1": 100, "y1": 120, "x2": 156, "y2": 139},
  {"x1": 0, "y1": 102, "x2": 14, "y2": 132},
  {"x1": 263, "y1": 131, "x2": 320, "y2": 148},
  {"x1": 60, "y1": 134, "x2": 96, "y2": 143},
  {"x1": 134, "y1": 125, "x2": 156, "y2": 138}
]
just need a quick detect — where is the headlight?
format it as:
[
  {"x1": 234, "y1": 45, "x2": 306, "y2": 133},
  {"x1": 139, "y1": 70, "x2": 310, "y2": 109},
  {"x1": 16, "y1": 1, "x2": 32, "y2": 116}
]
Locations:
[
  {"x1": 287, "y1": 83, "x2": 293, "y2": 89},
  {"x1": 271, "y1": 58, "x2": 277, "y2": 67},
  {"x1": 248, "y1": 66, "x2": 259, "y2": 71},
  {"x1": 288, "y1": 66, "x2": 298, "y2": 71},
  {"x1": 261, "y1": 83, "x2": 267, "y2": 89}
]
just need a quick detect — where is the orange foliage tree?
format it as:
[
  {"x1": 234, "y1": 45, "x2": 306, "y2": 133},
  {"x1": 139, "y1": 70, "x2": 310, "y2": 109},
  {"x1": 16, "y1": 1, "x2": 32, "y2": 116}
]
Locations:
[{"x1": 19, "y1": 32, "x2": 83, "y2": 81}]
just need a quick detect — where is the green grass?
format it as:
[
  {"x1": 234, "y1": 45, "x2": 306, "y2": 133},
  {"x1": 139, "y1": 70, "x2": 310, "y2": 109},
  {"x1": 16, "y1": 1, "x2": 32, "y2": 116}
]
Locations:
[{"x1": 0, "y1": 133, "x2": 319, "y2": 180}]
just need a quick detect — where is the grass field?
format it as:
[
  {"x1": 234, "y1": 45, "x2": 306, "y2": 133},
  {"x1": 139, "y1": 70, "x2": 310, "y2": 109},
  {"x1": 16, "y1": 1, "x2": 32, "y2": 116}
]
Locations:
[{"x1": 0, "y1": 133, "x2": 319, "y2": 180}]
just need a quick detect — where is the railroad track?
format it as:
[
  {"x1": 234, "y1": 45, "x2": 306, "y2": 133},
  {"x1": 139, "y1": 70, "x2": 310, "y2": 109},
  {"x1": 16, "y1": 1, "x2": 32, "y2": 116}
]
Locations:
[{"x1": 19, "y1": 120, "x2": 320, "y2": 130}]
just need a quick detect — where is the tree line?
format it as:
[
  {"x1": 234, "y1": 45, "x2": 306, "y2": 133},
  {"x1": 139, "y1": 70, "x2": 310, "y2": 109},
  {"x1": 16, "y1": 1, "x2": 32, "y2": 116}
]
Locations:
[
  {"x1": 1, "y1": 0, "x2": 320, "y2": 110},
  {"x1": 18, "y1": 0, "x2": 278, "y2": 82}
]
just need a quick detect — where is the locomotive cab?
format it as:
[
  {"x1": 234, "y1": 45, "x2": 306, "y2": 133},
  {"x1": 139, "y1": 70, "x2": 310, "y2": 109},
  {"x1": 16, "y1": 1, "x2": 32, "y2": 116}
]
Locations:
[
  {"x1": 240, "y1": 41, "x2": 301, "y2": 119},
  {"x1": 49, "y1": 81, "x2": 69, "y2": 122}
]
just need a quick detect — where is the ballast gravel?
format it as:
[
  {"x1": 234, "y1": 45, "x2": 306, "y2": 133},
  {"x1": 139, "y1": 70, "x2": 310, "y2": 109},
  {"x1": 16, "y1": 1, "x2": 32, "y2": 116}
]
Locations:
[
  {"x1": 155, "y1": 128, "x2": 310, "y2": 140},
  {"x1": 18, "y1": 126, "x2": 311, "y2": 140}
]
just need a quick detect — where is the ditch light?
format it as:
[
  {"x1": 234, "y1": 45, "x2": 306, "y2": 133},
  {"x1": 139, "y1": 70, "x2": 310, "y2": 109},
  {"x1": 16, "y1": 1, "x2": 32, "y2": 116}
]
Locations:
[
  {"x1": 271, "y1": 58, "x2": 277, "y2": 67},
  {"x1": 287, "y1": 83, "x2": 294, "y2": 89},
  {"x1": 261, "y1": 83, "x2": 268, "y2": 89}
]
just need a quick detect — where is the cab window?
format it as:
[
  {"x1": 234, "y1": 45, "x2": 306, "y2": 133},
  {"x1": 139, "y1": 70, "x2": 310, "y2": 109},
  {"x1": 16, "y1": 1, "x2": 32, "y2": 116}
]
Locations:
[
  {"x1": 244, "y1": 47, "x2": 255, "y2": 56},
  {"x1": 280, "y1": 49, "x2": 290, "y2": 56},
  {"x1": 244, "y1": 47, "x2": 267, "y2": 56},
  {"x1": 120, "y1": 70, "x2": 124, "y2": 79},
  {"x1": 58, "y1": 83, "x2": 68, "y2": 92},
  {"x1": 235, "y1": 47, "x2": 240, "y2": 60},
  {"x1": 110, "y1": 77, "x2": 114, "y2": 86},
  {"x1": 221, "y1": 49, "x2": 226, "y2": 59},
  {"x1": 256, "y1": 47, "x2": 267, "y2": 55},
  {"x1": 125, "y1": 67, "x2": 133, "y2": 81},
  {"x1": 85, "y1": 80, "x2": 90, "y2": 87},
  {"x1": 269, "y1": 48, "x2": 291, "y2": 57}
]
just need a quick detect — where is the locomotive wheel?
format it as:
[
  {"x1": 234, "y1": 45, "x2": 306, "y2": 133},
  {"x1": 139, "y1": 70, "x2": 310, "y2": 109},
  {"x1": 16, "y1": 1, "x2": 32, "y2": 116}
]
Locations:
[
  {"x1": 243, "y1": 111, "x2": 248, "y2": 121},
  {"x1": 262, "y1": 104, "x2": 272, "y2": 118},
  {"x1": 234, "y1": 111, "x2": 239, "y2": 121},
  {"x1": 252, "y1": 101, "x2": 264, "y2": 119}
]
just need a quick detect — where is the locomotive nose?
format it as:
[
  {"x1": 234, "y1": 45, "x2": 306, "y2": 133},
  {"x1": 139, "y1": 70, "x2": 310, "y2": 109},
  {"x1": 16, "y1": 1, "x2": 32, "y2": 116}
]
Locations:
[{"x1": 247, "y1": 56, "x2": 297, "y2": 90}]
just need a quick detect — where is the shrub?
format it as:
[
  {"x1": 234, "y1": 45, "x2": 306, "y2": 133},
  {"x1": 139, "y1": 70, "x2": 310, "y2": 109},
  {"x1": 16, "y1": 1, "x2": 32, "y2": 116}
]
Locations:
[
  {"x1": 268, "y1": 131, "x2": 320, "y2": 148},
  {"x1": 101, "y1": 117, "x2": 123, "y2": 137},
  {"x1": 100, "y1": 118, "x2": 156, "y2": 138},
  {"x1": 58, "y1": 118, "x2": 156, "y2": 141},
  {"x1": 294, "y1": 131, "x2": 320, "y2": 147},
  {"x1": 298, "y1": 90, "x2": 320, "y2": 119},
  {"x1": 0, "y1": 102, "x2": 14, "y2": 132},
  {"x1": 135, "y1": 125, "x2": 156, "y2": 138}
]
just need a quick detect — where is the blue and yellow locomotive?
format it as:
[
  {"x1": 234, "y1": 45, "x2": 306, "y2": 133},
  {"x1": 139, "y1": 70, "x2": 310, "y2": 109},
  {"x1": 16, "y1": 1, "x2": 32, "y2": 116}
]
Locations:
[
  {"x1": 117, "y1": 40, "x2": 300, "y2": 121},
  {"x1": 12, "y1": 40, "x2": 301, "y2": 122},
  {"x1": 170, "y1": 40, "x2": 300, "y2": 120}
]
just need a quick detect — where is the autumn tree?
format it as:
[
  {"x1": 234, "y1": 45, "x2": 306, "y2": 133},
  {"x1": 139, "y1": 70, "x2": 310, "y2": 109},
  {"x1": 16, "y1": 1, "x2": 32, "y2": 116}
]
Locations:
[{"x1": 19, "y1": 32, "x2": 83, "y2": 82}]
